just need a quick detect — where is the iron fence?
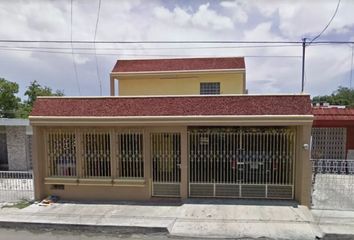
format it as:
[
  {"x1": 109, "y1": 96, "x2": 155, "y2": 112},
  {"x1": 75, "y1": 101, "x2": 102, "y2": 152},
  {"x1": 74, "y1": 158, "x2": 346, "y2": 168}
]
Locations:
[
  {"x1": 188, "y1": 127, "x2": 295, "y2": 199},
  {"x1": 312, "y1": 159, "x2": 354, "y2": 210},
  {"x1": 0, "y1": 171, "x2": 34, "y2": 203}
]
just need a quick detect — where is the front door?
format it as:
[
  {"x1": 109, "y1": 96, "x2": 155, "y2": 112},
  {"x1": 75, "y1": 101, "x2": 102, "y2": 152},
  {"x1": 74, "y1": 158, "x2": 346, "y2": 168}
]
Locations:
[{"x1": 151, "y1": 132, "x2": 181, "y2": 197}]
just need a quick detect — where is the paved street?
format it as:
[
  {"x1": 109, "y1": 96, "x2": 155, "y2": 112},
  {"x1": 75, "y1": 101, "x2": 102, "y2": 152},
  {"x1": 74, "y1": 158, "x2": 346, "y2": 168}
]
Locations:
[
  {"x1": 0, "y1": 228, "x2": 167, "y2": 240},
  {"x1": 1, "y1": 227, "x2": 354, "y2": 240},
  {"x1": 0, "y1": 227, "x2": 267, "y2": 240}
]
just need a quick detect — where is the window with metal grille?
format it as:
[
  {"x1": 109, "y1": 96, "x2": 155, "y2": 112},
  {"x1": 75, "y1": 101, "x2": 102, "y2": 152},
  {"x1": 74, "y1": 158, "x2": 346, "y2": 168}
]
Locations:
[
  {"x1": 83, "y1": 132, "x2": 111, "y2": 178},
  {"x1": 311, "y1": 127, "x2": 347, "y2": 159},
  {"x1": 47, "y1": 131, "x2": 76, "y2": 177},
  {"x1": 200, "y1": 82, "x2": 220, "y2": 95},
  {"x1": 117, "y1": 132, "x2": 144, "y2": 178}
]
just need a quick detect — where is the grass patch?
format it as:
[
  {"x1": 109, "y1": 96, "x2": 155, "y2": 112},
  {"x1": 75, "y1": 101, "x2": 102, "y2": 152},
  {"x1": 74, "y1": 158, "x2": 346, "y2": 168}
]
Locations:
[{"x1": 1, "y1": 199, "x2": 32, "y2": 209}]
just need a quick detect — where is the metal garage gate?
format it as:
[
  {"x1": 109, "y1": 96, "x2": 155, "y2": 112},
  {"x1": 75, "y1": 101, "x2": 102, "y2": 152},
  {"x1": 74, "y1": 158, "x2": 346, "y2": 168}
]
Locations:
[
  {"x1": 188, "y1": 127, "x2": 296, "y2": 199},
  {"x1": 151, "y1": 132, "x2": 181, "y2": 197}
]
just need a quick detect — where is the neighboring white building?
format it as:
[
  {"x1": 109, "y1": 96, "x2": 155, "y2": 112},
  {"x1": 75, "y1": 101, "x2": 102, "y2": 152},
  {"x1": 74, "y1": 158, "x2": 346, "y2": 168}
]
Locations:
[{"x1": 0, "y1": 118, "x2": 32, "y2": 171}]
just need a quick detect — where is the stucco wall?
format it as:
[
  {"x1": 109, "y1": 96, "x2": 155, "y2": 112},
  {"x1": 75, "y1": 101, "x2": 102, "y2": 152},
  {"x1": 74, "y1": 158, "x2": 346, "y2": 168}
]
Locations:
[
  {"x1": 32, "y1": 124, "x2": 312, "y2": 206},
  {"x1": 6, "y1": 126, "x2": 28, "y2": 171},
  {"x1": 116, "y1": 72, "x2": 245, "y2": 96}
]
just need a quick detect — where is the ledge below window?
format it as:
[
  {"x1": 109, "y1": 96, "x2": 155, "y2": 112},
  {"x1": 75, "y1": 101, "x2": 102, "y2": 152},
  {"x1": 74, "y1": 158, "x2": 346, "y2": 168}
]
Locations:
[
  {"x1": 44, "y1": 177, "x2": 78, "y2": 185},
  {"x1": 44, "y1": 177, "x2": 146, "y2": 187},
  {"x1": 113, "y1": 179, "x2": 146, "y2": 187}
]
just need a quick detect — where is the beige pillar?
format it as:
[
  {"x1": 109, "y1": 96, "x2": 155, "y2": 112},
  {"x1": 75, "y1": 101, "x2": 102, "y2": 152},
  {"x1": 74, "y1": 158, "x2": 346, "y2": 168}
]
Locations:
[
  {"x1": 110, "y1": 75, "x2": 115, "y2": 96},
  {"x1": 180, "y1": 127, "x2": 188, "y2": 199},
  {"x1": 32, "y1": 127, "x2": 46, "y2": 200},
  {"x1": 110, "y1": 129, "x2": 117, "y2": 179},
  {"x1": 294, "y1": 124, "x2": 312, "y2": 207},
  {"x1": 144, "y1": 128, "x2": 152, "y2": 197}
]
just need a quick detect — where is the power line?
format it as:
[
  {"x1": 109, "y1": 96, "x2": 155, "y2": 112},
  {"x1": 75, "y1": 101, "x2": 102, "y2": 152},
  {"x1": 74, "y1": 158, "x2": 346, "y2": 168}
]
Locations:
[
  {"x1": 350, "y1": 45, "x2": 354, "y2": 89},
  {"x1": 0, "y1": 40, "x2": 304, "y2": 44},
  {"x1": 0, "y1": 43, "x2": 305, "y2": 51},
  {"x1": 0, "y1": 39, "x2": 353, "y2": 44},
  {"x1": 70, "y1": 0, "x2": 81, "y2": 95},
  {"x1": 309, "y1": 0, "x2": 341, "y2": 44},
  {"x1": 0, "y1": 47, "x2": 302, "y2": 58},
  {"x1": 93, "y1": 0, "x2": 102, "y2": 96}
]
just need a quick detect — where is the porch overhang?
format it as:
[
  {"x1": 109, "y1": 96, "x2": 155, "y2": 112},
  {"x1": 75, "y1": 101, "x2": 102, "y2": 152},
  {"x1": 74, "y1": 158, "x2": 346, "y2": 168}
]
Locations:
[{"x1": 29, "y1": 115, "x2": 313, "y2": 126}]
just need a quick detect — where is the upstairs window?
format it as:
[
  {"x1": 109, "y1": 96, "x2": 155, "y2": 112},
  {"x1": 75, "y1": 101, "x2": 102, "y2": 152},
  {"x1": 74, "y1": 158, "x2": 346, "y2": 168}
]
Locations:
[{"x1": 200, "y1": 82, "x2": 220, "y2": 95}]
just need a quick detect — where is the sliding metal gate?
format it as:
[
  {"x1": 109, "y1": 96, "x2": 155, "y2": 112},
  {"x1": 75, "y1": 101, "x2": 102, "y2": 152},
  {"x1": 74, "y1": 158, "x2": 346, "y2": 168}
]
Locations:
[
  {"x1": 188, "y1": 127, "x2": 295, "y2": 199},
  {"x1": 151, "y1": 133, "x2": 181, "y2": 197}
]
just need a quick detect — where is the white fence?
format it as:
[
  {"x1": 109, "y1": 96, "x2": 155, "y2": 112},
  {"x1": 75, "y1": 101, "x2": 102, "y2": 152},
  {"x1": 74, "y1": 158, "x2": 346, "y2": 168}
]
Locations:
[
  {"x1": 312, "y1": 159, "x2": 354, "y2": 210},
  {"x1": 0, "y1": 171, "x2": 34, "y2": 203}
]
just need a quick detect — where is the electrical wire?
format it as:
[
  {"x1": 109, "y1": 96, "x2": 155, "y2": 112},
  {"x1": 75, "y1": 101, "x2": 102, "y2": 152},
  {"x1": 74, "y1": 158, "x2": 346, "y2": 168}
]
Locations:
[
  {"x1": 0, "y1": 40, "x2": 353, "y2": 45},
  {"x1": 70, "y1": 0, "x2": 81, "y2": 95},
  {"x1": 0, "y1": 47, "x2": 302, "y2": 58},
  {"x1": 350, "y1": 45, "x2": 354, "y2": 89},
  {"x1": 309, "y1": 0, "x2": 341, "y2": 44},
  {"x1": 0, "y1": 43, "x2": 304, "y2": 51},
  {"x1": 93, "y1": 0, "x2": 102, "y2": 96}
]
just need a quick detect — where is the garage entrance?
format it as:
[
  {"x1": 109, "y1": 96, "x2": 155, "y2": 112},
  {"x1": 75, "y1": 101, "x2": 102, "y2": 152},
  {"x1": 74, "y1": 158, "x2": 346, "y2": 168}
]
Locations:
[
  {"x1": 151, "y1": 132, "x2": 181, "y2": 197},
  {"x1": 188, "y1": 127, "x2": 296, "y2": 199}
]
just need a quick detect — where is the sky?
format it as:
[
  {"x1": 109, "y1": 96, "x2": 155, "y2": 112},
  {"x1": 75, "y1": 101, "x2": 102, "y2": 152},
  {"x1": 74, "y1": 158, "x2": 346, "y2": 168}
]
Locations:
[{"x1": 0, "y1": 0, "x2": 354, "y2": 98}]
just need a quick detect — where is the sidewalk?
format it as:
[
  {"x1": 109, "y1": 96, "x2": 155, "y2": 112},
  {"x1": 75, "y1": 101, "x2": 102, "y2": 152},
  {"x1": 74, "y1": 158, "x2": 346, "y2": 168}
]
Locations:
[
  {"x1": 312, "y1": 209, "x2": 354, "y2": 236},
  {"x1": 0, "y1": 200, "x2": 323, "y2": 239}
]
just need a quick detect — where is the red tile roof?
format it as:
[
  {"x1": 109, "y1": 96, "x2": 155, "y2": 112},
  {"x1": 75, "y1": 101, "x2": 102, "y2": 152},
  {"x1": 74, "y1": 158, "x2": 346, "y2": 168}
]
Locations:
[
  {"x1": 313, "y1": 107, "x2": 354, "y2": 126},
  {"x1": 112, "y1": 57, "x2": 245, "y2": 73},
  {"x1": 31, "y1": 95, "x2": 312, "y2": 117}
]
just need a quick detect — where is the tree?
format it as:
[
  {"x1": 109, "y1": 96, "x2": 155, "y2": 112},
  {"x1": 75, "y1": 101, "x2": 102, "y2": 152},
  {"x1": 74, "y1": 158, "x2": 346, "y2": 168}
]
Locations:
[
  {"x1": 312, "y1": 86, "x2": 354, "y2": 107},
  {"x1": 19, "y1": 80, "x2": 64, "y2": 118},
  {"x1": 0, "y1": 78, "x2": 21, "y2": 118}
]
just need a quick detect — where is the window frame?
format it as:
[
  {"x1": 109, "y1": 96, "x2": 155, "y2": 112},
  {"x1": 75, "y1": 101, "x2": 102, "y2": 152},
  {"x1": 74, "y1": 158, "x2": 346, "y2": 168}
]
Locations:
[{"x1": 200, "y1": 82, "x2": 221, "y2": 95}]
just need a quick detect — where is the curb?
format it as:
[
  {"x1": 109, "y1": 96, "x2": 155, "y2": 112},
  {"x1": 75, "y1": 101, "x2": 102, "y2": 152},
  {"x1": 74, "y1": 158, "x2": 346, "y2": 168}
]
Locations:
[{"x1": 0, "y1": 221, "x2": 169, "y2": 235}]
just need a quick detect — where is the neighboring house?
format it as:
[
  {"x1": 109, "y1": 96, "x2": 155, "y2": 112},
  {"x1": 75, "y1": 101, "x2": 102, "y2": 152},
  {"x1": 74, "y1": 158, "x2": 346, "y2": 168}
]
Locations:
[
  {"x1": 312, "y1": 107, "x2": 354, "y2": 160},
  {"x1": 30, "y1": 57, "x2": 313, "y2": 207},
  {"x1": 110, "y1": 57, "x2": 247, "y2": 96},
  {"x1": 0, "y1": 118, "x2": 33, "y2": 171}
]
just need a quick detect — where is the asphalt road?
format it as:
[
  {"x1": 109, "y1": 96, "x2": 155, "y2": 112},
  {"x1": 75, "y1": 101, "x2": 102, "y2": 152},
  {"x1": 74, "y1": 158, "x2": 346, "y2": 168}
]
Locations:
[
  {"x1": 1, "y1": 227, "x2": 353, "y2": 240},
  {"x1": 0, "y1": 227, "x2": 273, "y2": 240},
  {"x1": 0, "y1": 228, "x2": 168, "y2": 240}
]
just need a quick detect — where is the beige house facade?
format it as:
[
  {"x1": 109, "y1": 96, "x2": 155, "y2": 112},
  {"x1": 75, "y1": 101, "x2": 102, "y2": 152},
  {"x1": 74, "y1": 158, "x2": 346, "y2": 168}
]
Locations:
[
  {"x1": 110, "y1": 57, "x2": 247, "y2": 96},
  {"x1": 30, "y1": 94, "x2": 313, "y2": 206}
]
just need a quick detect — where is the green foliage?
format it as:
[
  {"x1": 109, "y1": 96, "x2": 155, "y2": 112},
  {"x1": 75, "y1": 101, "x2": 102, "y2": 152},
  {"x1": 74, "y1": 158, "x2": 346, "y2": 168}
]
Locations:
[
  {"x1": 20, "y1": 80, "x2": 64, "y2": 118},
  {"x1": 312, "y1": 86, "x2": 354, "y2": 107},
  {"x1": 0, "y1": 78, "x2": 64, "y2": 119},
  {"x1": 1, "y1": 199, "x2": 32, "y2": 209},
  {"x1": 0, "y1": 78, "x2": 21, "y2": 118}
]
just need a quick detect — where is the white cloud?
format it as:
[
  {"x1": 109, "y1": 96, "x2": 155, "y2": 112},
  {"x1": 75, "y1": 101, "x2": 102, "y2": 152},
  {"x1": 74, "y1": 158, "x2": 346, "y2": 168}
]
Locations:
[
  {"x1": 192, "y1": 3, "x2": 234, "y2": 30},
  {"x1": 244, "y1": 0, "x2": 354, "y2": 39},
  {"x1": 220, "y1": 1, "x2": 248, "y2": 23},
  {"x1": 0, "y1": 0, "x2": 353, "y2": 98},
  {"x1": 153, "y1": 3, "x2": 233, "y2": 30}
]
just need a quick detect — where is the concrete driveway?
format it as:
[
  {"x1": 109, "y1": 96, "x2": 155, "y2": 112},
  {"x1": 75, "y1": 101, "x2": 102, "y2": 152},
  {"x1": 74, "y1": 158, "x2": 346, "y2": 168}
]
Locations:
[{"x1": 0, "y1": 199, "x2": 322, "y2": 240}]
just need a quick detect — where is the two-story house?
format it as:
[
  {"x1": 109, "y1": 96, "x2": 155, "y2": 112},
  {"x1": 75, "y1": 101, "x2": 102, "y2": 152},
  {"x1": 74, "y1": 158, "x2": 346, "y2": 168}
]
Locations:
[{"x1": 29, "y1": 57, "x2": 313, "y2": 206}]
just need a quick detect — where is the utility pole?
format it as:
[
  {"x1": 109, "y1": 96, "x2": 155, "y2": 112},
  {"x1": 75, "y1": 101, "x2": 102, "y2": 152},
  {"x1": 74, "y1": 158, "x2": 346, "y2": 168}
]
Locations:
[{"x1": 301, "y1": 38, "x2": 306, "y2": 93}]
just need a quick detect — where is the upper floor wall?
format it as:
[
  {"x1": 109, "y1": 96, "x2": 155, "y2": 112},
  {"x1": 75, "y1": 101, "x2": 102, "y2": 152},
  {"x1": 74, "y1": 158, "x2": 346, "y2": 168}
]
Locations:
[{"x1": 110, "y1": 57, "x2": 246, "y2": 96}]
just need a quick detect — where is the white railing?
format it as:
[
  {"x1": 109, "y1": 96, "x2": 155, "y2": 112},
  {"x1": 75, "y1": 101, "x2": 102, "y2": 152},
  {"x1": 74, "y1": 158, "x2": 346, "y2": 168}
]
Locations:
[
  {"x1": 0, "y1": 171, "x2": 34, "y2": 203},
  {"x1": 312, "y1": 159, "x2": 354, "y2": 210}
]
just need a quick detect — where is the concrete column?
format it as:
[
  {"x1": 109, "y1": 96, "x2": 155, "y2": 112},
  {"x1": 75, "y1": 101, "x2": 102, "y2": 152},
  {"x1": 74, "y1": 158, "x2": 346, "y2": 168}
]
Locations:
[
  {"x1": 6, "y1": 126, "x2": 27, "y2": 171},
  {"x1": 110, "y1": 128, "x2": 117, "y2": 179},
  {"x1": 294, "y1": 124, "x2": 312, "y2": 207},
  {"x1": 144, "y1": 128, "x2": 151, "y2": 197},
  {"x1": 110, "y1": 76, "x2": 115, "y2": 96},
  {"x1": 180, "y1": 127, "x2": 188, "y2": 199},
  {"x1": 32, "y1": 127, "x2": 46, "y2": 200}
]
